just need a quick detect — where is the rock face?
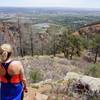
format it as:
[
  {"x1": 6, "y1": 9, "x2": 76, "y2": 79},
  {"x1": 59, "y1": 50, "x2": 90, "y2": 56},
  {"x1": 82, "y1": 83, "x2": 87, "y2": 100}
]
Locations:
[{"x1": 73, "y1": 23, "x2": 100, "y2": 37}]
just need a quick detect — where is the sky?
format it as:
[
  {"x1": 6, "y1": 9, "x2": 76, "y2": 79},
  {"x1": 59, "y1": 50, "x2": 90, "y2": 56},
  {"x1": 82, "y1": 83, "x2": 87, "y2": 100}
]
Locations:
[{"x1": 0, "y1": 0, "x2": 100, "y2": 9}]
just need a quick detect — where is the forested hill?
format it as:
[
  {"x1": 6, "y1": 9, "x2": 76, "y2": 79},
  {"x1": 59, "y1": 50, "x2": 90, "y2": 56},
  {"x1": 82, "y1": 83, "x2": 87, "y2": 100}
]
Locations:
[
  {"x1": 0, "y1": 21, "x2": 100, "y2": 56},
  {"x1": 73, "y1": 22, "x2": 100, "y2": 36},
  {"x1": 0, "y1": 21, "x2": 100, "y2": 42}
]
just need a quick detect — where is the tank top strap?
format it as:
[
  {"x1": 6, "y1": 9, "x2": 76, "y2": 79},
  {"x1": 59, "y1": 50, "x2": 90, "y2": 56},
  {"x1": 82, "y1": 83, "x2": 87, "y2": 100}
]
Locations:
[
  {"x1": 1, "y1": 60, "x2": 13, "y2": 82},
  {"x1": 1, "y1": 60, "x2": 13, "y2": 70}
]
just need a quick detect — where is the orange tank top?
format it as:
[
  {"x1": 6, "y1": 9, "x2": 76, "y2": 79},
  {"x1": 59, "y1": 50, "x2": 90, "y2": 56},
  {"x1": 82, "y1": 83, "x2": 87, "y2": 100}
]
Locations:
[{"x1": 0, "y1": 61, "x2": 21, "y2": 84}]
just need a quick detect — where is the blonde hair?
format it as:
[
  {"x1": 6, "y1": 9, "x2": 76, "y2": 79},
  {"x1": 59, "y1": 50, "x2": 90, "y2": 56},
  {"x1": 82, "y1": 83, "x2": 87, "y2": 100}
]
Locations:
[
  {"x1": 0, "y1": 44, "x2": 12, "y2": 62},
  {"x1": 1, "y1": 44, "x2": 12, "y2": 53}
]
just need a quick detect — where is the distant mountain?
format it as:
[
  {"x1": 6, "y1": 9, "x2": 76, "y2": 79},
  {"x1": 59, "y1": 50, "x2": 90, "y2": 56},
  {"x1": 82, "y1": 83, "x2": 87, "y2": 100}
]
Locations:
[{"x1": 0, "y1": 7, "x2": 100, "y2": 15}]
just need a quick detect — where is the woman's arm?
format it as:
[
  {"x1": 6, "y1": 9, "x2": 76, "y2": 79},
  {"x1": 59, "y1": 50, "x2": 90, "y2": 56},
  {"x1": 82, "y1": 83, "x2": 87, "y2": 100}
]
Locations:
[{"x1": 20, "y1": 62, "x2": 28, "y2": 93}]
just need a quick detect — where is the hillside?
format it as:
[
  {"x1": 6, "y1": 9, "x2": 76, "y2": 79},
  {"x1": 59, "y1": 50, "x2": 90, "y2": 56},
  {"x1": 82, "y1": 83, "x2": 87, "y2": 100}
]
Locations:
[
  {"x1": 16, "y1": 55, "x2": 100, "y2": 100},
  {"x1": 16, "y1": 56, "x2": 81, "y2": 81},
  {"x1": 73, "y1": 22, "x2": 100, "y2": 36},
  {"x1": 23, "y1": 72, "x2": 100, "y2": 100},
  {"x1": 14, "y1": 56, "x2": 99, "y2": 100}
]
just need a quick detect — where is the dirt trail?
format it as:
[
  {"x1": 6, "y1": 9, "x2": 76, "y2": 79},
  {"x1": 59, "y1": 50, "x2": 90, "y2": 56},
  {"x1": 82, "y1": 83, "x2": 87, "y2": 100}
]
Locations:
[{"x1": 24, "y1": 86, "x2": 49, "y2": 100}]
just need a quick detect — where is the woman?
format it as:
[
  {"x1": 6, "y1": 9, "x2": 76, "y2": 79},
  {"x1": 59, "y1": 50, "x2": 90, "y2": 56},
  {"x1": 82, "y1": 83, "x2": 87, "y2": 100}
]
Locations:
[{"x1": 0, "y1": 44, "x2": 28, "y2": 100}]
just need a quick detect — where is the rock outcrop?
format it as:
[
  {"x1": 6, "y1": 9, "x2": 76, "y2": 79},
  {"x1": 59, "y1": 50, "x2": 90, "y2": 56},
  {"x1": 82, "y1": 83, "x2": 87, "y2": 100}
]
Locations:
[{"x1": 64, "y1": 72, "x2": 100, "y2": 92}]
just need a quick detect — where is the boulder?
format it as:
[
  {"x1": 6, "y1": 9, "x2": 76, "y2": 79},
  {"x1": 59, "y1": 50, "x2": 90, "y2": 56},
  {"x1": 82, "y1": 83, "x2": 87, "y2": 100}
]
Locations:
[{"x1": 64, "y1": 72, "x2": 100, "y2": 92}]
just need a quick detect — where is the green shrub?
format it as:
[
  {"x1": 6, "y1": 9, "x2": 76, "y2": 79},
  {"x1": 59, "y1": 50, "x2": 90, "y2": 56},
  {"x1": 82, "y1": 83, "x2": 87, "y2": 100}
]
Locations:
[
  {"x1": 85, "y1": 63, "x2": 100, "y2": 78},
  {"x1": 54, "y1": 96, "x2": 60, "y2": 100},
  {"x1": 29, "y1": 70, "x2": 42, "y2": 83}
]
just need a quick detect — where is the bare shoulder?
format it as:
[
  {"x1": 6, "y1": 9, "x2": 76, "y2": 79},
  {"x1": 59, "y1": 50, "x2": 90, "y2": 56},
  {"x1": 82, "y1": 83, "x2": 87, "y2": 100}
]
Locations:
[{"x1": 10, "y1": 60, "x2": 23, "y2": 67}]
